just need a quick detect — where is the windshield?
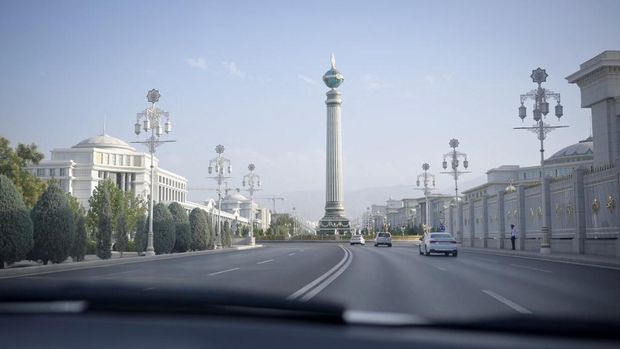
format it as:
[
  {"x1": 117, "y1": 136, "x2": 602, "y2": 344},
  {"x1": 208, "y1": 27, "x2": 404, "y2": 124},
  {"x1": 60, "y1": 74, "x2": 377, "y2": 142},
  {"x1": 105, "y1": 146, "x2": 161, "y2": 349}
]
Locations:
[{"x1": 1, "y1": 0, "x2": 619, "y2": 332}]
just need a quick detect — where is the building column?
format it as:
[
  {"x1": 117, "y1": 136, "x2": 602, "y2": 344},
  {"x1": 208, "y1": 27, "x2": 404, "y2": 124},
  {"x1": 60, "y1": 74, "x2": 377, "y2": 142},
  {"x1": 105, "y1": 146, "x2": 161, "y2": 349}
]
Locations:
[
  {"x1": 497, "y1": 190, "x2": 506, "y2": 249},
  {"x1": 482, "y1": 195, "x2": 489, "y2": 248}
]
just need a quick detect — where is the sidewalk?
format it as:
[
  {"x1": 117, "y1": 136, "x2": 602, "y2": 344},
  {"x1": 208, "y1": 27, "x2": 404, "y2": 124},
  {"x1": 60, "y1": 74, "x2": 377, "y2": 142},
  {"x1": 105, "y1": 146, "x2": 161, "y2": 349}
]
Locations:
[
  {"x1": 459, "y1": 245, "x2": 620, "y2": 269},
  {"x1": 0, "y1": 244, "x2": 263, "y2": 279}
]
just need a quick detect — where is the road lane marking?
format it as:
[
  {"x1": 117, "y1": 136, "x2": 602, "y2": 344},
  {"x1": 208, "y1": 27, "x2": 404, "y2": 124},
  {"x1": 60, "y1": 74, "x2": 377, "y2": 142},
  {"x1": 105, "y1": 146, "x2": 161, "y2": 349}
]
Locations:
[
  {"x1": 299, "y1": 248, "x2": 353, "y2": 302},
  {"x1": 433, "y1": 265, "x2": 447, "y2": 271},
  {"x1": 469, "y1": 256, "x2": 496, "y2": 263},
  {"x1": 102, "y1": 269, "x2": 140, "y2": 277},
  {"x1": 207, "y1": 267, "x2": 240, "y2": 276},
  {"x1": 509, "y1": 263, "x2": 552, "y2": 273},
  {"x1": 482, "y1": 290, "x2": 532, "y2": 314},
  {"x1": 142, "y1": 287, "x2": 157, "y2": 291},
  {"x1": 288, "y1": 253, "x2": 296, "y2": 256},
  {"x1": 287, "y1": 246, "x2": 351, "y2": 302},
  {"x1": 257, "y1": 259, "x2": 274, "y2": 265}
]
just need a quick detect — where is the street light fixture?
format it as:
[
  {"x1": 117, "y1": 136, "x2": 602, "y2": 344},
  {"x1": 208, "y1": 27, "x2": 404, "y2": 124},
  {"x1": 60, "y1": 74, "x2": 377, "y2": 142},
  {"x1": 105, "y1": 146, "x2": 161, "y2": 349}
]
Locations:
[
  {"x1": 208, "y1": 144, "x2": 232, "y2": 249},
  {"x1": 132, "y1": 89, "x2": 175, "y2": 256},
  {"x1": 416, "y1": 163, "x2": 436, "y2": 234},
  {"x1": 441, "y1": 138, "x2": 470, "y2": 207},
  {"x1": 515, "y1": 68, "x2": 568, "y2": 254},
  {"x1": 242, "y1": 163, "x2": 261, "y2": 243}
]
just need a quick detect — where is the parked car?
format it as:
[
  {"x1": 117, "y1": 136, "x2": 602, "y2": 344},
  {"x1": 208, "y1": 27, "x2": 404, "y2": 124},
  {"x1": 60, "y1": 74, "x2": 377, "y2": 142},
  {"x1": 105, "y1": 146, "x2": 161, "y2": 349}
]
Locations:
[
  {"x1": 419, "y1": 232, "x2": 458, "y2": 256},
  {"x1": 374, "y1": 232, "x2": 392, "y2": 247},
  {"x1": 350, "y1": 234, "x2": 365, "y2": 246}
]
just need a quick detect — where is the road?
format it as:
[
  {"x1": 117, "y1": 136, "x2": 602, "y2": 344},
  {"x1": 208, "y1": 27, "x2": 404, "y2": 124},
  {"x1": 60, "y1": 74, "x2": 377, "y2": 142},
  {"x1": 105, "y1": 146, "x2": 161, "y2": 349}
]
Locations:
[{"x1": 2, "y1": 243, "x2": 619, "y2": 321}]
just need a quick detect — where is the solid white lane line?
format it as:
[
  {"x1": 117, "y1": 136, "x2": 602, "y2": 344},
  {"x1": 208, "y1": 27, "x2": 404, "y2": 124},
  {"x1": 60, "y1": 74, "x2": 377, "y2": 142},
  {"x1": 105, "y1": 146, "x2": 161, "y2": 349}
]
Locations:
[
  {"x1": 509, "y1": 263, "x2": 552, "y2": 273},
  {"x1": 482, "y1": 290, "x2": 532, "y2": 314},
  {"x1": 207, "y1": 267, "x2": 240, "y2": 276},
  {"x1": 102, "y1": 269, "x2": 140, "y2": 276},
  {"x1": 142, "y1": 287, "x2": 157, "y2": 291},
  {"x1": 288, "y1": 253, "x2": 296, "y2": 256},
  {"x1": 299, "y1": 248, "x2": 352, "y2": 302},
  {"x1": 433, "y1": 265, "x2": 447, "y2": 271},
  {"x1": 287, "y1": 246, "x2": 349, "y2": 301},
  {"x1": 257, "y1": 259, "x2": 274, "y2": 265}
]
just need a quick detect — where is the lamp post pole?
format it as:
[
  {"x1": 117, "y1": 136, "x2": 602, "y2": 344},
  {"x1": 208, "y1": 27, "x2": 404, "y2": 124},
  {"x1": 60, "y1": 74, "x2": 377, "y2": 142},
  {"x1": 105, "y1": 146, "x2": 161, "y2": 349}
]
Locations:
[
  {"x1": 208, "y1": 145, "x2": 231, "y2": 249},
  {"x1": 132, "y1": 89, "x2": 175, "y2": 256},
  {"x1": 242, "y1": 163, "x2": 261, "y2": 244},
  {"x1": 416, "y1": 163, "x2": 436, "y2": 234},
  {"x1": 515, "y1": 68, "x2": 567, "y2": 254},
  {"x1": 441, "y1": 138, "x2": 470, "y2": 207}
]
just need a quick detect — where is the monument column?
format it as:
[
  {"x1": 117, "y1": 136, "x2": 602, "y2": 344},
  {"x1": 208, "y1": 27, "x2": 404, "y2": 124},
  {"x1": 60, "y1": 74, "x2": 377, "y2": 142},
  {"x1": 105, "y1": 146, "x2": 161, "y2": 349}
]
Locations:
[{"x1": 319, "y1": 54, "x2": 350, "y2": 235}]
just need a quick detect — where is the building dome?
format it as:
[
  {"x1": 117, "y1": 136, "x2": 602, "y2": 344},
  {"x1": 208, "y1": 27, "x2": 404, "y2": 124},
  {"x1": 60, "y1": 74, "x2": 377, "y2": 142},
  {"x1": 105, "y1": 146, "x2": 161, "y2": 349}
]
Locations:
[
  {"x1": 545, "y1": 137, "x2": 593, "y2": 165},
  {"x1": 223, "y1": 190, "x2": 247, "y2": 204},
  {"x1": 72, "y1": 134, "x2": 135, "y2": 151}
]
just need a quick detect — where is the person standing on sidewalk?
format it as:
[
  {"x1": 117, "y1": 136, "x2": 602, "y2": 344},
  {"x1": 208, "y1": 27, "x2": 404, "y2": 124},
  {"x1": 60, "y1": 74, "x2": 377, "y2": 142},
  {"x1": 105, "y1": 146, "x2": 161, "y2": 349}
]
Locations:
[{"x1": 510, "y1": 224, "x2": 519, "y2": 250}]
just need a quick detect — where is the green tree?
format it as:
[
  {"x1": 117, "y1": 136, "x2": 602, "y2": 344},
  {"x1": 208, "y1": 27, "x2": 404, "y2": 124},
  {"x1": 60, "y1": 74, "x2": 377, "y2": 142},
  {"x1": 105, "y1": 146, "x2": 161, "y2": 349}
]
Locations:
[
  {"x1": 0, "y1": 174, "x2": 33, "y2": 268},
  {"x1": 169, "y1": 202, "x2": 190, "y2": 253},
  {"x1": 115, "y1": 204, "x2": 129, "y2": 257},
  {"x1": 96, "y1": 190, "x2": 113, "y2": 259},
  {"x1": 206, "y1": 213, "x2": 214, "y2": 249},
  {"x1": 189, "y1": 208, "x2": 208, "y2": 251},
  {"x1": 30, "y1": 183, "x2": 75, "y2": 264},
  {"x1": 222, "y1": 221, "x2": 232, "y2": 248},
  {"x1": 87, "y1": 179, "x2": 147, "y2": 238},
  {"x1": 0, "y1": 137, "x2": 46, "y2": 207},
  {"x1": 134, "y1": 214, "x2": 147, "y2": 254},
  {"x1": 71, "y1": 214, "x2": 87, "y2": 262},
  {"x1": 153, "y1": 203, "x2": 175, "y2": 254}
]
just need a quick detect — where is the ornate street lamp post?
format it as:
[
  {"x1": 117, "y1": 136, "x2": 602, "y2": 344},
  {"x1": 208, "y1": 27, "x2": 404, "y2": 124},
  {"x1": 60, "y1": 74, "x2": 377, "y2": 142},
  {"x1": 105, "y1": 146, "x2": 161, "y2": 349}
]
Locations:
[
  {"x1": 416, "y1": 163, "x2": 436, "y2": 234},
  {"x1": 208, "y1": 144, "x2": 232, "y2": 249},
  {"x1": 132, "y1": 89, "x2": 175, "y2": 256},
  {"x1": 242, "y1": 163, "x2": 261, "y2": 244},
  {"x1": 515, "y1": 68, "x2": 567, "y2": 254},
  {"x1": 441, "y1": 138, "x2": 470, "y2": 207}
]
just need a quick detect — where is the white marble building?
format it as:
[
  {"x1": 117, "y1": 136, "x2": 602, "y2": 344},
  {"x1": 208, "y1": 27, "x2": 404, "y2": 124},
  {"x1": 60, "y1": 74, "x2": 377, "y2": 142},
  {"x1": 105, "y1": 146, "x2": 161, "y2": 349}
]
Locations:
[{"x1": 28, "y1": 133, "x2": 188, "y2": 210}]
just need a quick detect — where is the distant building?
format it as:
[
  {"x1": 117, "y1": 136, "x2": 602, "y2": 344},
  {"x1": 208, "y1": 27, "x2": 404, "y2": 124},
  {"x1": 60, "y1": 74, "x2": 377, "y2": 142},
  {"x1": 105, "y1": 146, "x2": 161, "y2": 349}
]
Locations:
[
  {"x1": 462, "y1": 137, "x2": 593, "y2": 200},
  {"x1": 28, "y1": 133, "x2": 187, "y2": 210}
]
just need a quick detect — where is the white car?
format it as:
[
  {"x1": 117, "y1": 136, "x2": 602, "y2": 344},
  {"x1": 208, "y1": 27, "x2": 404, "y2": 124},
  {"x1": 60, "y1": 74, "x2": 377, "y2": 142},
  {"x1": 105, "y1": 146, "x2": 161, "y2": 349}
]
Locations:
[
  {"x1": 419, "y1": 232, "x2": 458, "y2": 256},
  {"x1": 350, "y1": 234, "x2": 365, "y2": 246},
  {"x1": 374, "y1": 232, "x2": 392, "y2": 247}
]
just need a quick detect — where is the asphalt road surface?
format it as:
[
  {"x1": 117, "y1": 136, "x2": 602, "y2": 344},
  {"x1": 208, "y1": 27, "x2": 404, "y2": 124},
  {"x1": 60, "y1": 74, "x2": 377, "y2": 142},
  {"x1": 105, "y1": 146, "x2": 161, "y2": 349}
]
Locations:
[{"x1": 2, "y1": 243, "x2": 619, "y2": 321}]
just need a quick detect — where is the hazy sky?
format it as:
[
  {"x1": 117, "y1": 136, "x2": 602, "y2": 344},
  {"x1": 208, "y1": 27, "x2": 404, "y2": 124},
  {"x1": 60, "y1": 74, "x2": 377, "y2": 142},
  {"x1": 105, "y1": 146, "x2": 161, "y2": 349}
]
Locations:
[{"x1": 1, "y1": 0, "x2": 619, "y2": 204}]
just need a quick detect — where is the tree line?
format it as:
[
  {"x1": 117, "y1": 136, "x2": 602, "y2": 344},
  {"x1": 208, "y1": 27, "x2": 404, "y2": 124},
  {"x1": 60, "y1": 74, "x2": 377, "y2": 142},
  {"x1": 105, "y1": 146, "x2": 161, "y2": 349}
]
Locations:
[{"x1": 0, "y1": 137, "x2": 233, "y2": 268}]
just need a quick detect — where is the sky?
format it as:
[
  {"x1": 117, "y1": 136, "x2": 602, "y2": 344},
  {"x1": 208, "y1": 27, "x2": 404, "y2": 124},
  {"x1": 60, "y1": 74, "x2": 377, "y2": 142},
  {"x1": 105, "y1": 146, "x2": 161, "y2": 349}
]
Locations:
[{"x1": 1, "y1": 0, "x2": 619, "y2": 216}]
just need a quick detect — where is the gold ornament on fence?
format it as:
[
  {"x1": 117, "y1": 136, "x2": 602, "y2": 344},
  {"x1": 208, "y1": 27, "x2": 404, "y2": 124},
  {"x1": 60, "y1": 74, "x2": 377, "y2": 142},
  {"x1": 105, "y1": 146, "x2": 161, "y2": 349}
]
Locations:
[
  {"x1": 566, "y1": 204, "x2": 575, "y2": 216},
  {"x1": 606, "y1": 195, "x2": 616, "y2": 213},
  {"x1": 514, "y1": 209, "x2": 518, "y2": 218},
  {"x1": 556, "y1": 204, "x2": 563, "y2": 217},
  {"x1": 537, "y1": 206, "x2": 543, "y2": 217},
  {"x1": 529, "y1": 207, "x2": 535, "y2": 217},
  {"x1": 592, "y1": 197, "x2": 600, "y2": 214}
]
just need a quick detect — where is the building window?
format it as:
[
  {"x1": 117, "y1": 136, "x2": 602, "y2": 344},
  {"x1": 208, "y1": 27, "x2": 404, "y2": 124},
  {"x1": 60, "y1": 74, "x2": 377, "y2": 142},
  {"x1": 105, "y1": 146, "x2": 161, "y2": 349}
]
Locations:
[
  {"x1": 98, "y1": 171, "x2": 103, "y2": 179},
  {"x1": 49, "y1": 168, "x2": 56, "y2": 177},
  {"x1": 59, "y1": 168, "x2": 67, "y2": 177},
  {"x1": 36, "y1": 168, "x2": 45, "y2": 177},
  {"x1": 95, "y1": 152, "x2": 103, "y2": 164}
]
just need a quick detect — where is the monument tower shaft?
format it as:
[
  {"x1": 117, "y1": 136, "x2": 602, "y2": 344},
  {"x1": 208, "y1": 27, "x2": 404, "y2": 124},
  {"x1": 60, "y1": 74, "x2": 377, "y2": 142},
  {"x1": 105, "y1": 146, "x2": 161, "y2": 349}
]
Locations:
[
  {"x1": 319, "y1": 54, "x2": 350, "y2": 235},
  {"x1": 325, "y1": 89, "x2": 344, "y2": 215}
]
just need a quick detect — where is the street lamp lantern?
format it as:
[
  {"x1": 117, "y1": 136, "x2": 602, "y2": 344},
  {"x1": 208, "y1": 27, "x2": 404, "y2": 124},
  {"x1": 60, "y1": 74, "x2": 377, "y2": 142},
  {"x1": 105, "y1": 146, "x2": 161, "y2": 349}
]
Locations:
[
  {"x1": 208, "y1": 144, "x2": 232, "y2": 249},
  {"x1": 131, "y1": 89, "x2": 176, "y2": 256},
  {"x1": 514, "y1": 68, "x2": 568, "y2": 254},
  {"x1": 243, "y1": 163, "x2": 261, "y2": 244},
  {"x1": 440, "y1": 138, "x2": 470, "y2": 208},
  {"x1": 416, "y1": 163, "x2": 436, "y2": 234}
]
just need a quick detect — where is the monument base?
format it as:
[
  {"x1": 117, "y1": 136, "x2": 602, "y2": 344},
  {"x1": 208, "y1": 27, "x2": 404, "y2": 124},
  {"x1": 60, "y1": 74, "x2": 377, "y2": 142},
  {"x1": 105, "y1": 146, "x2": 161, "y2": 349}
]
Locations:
[{"x1": 318, "y1": 214, "x2": 351, "y2": 235}]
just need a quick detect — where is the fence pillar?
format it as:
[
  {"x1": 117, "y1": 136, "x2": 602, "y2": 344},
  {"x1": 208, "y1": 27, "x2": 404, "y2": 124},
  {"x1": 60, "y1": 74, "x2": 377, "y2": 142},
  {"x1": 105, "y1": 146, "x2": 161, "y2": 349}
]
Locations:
[
  {"x1": 457, "y1": 201, "x2": 464, "y2": 244},
  {"x1": 498, "y1": 190, "x2": 506, "y2": 249},
  {"x1": 482, "y1": 194, "x2": 489, "y2": 248},
  {"x1": 517, "y1": 185, "x2": 526, "y2": 250},
  {"x1": 572, "y1": 167, "x2": 586, "y2": 254},
  {"x1": 469, "y1": 200, "x2": 475, "y2": 247}
]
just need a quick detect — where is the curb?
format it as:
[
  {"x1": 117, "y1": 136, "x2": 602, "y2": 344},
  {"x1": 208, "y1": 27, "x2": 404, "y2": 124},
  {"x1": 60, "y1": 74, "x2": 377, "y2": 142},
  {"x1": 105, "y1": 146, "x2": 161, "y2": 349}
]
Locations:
[
  {"x1": 460, "y1": 246, "x2": 620, "y2": 269},
  {"x1": 0, "y1": 245, "x2": 264, "y2": 279}
]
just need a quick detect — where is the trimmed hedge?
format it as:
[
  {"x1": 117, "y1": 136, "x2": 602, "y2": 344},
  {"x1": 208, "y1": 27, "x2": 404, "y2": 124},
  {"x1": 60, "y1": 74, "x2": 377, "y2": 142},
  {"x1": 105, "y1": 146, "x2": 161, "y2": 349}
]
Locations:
[{"x1": 0, "y1": 174, "x2": 33, "y2": 268}]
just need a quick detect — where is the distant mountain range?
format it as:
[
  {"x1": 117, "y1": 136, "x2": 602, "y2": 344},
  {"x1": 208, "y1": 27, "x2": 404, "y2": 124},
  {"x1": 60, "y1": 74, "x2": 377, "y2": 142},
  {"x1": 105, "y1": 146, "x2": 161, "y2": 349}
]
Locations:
[{"x1": 266, "y1": 175, "x2": 486, "y2": 222}]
